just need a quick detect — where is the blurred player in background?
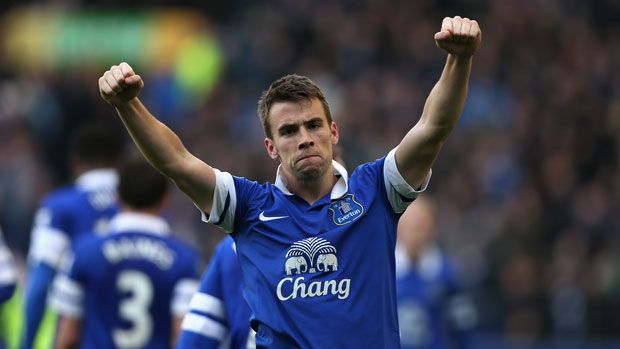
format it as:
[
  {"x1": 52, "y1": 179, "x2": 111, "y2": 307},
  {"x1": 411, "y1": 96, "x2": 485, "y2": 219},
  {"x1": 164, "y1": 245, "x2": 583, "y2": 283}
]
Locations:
[
  {"x1": 0, "y1": 228, "x2": 17, "y2": 304},
  {"x1": 22, "y1": 121, "x2": 124, "y2": 349},
  {"x1": 177, "y1": 236, "x2": 255, "y2": 349},
  {"x1": 396, "y1": 197, "x2": 477, "y2": 349},
  {"x1": 99, "y1": 16, "x2": 481, "y2": 347},
  {"x1": 0, "y1": 226, "x2": 19, "y2": 349},
  {"x1": 49, "y1": 156, "x2": 201, "y2": 349}
]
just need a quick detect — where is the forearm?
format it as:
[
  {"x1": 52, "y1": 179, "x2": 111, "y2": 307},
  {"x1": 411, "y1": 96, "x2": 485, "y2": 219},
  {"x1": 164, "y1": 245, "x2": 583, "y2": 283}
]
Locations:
[
  {"x1": 419, "y1": 54, "x2": 472, "y2": 136},
  {"x1": 55, "y1": 317, "x2": 81, "y2": 349},
  {"x1": 23, "y1": 264, "x2": 56, "y2": 348},
  {"x1": 395, "y1": 54, "x2": 473, "y2": 187},
  {"x1": 115, "y1": 98, "x2": 191, "y2": 177}
]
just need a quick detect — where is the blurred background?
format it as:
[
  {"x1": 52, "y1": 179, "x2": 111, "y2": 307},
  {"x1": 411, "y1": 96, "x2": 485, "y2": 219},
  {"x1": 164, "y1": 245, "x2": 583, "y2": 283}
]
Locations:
[{"x1": 0, "y1": 0, "x2": 619, "y2": 347}]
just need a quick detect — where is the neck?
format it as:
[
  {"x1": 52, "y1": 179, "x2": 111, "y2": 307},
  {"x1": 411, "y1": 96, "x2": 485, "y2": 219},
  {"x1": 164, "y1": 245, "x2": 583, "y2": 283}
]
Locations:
[{"x1": 283, "y1": 166, "x2": 338, "y2": 205}]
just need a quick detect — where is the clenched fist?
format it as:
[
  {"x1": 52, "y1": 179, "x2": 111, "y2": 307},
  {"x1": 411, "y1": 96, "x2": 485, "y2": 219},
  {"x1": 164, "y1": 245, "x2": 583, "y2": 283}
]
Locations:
[
  {"x1": 434, "y1": 16, "x2": 481, "y2": 58},
  {"x1": 99, "y1": 62, "x2": 144, "y2": 108}
]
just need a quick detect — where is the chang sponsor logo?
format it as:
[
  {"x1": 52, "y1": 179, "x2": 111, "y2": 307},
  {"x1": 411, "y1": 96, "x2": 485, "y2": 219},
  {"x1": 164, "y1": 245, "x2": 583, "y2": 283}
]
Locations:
[{"x1": 277, "y1": 237, "x2": 351, "y2": 301}]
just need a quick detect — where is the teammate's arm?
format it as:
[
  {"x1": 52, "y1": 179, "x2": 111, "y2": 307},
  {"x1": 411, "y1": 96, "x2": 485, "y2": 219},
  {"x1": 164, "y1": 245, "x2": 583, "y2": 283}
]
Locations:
[
  {"x1": 22, "y1": 263, "x2": 56, "y2": 348},
  {"x1": 172, "y1": 316, "x2": 183, "y2": 347},
  {"x1": 55, "y1": 316, "x2": 81, "y2": 349},
  {"x1": 395, "y1": 16, "x2": 481, "y2": 189},
  {"x1": 99, "y1": 62, "x2": 216, "y2": 213},
  {"x1": 0, "y1": 234, "x2": 17, "y2": 303}
]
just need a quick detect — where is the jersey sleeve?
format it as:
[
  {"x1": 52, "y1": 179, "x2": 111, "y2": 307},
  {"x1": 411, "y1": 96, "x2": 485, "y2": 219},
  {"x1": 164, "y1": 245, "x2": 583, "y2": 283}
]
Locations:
[
  {"x1": 170, "y1": 247, "x2": 199, "y2": 317},
  {"x1": 23, "y1": 199, "x2": 73, "y2": 349},
  {"x1": 197, "y1": 168, "x2": 263, "y2": 234},
  {"x1": 27, "y1": 197, "x2": 72, "y2": 270},
  {"x1": 383, "y1": 148, "x2": 432, "y2": 213},
  {"x1": 196, "y1": 169, "x2": 237, "y2": 233},
  {"x1": 178, "y1": 241, "x2": 230, "y2": 348},
  {"x1": 47, "y1": 249, "x2": 85, "y2": 319},
  {"x1": 0, "y1": 231, "x2": 17, "y2": 303}
]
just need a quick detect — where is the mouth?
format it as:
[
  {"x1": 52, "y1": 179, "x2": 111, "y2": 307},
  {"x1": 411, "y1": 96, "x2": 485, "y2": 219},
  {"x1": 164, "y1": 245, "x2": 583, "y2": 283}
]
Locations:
[{"x1": 296, "y1": 154, "x2": 320, "y2": 163}]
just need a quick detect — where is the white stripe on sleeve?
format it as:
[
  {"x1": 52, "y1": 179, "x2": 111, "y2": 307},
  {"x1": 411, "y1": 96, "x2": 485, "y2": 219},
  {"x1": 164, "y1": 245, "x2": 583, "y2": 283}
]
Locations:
[
  {"x1": 0, "y1": 245, "x2": 17, "y2": 286},
  {"x1": 383, "y1": 148, "x2": 432, "y2": 213},
  {"x1": 197, "y1": 169, "x2": 237, "y2": 233},
  {"x1": 48, "y1": 274, "x2": 84, "y2": 318},
  {"x1": 187, "y1": 292, "x2": 227, "y2": 320},
  {"x1": 27, "y1": 225, "x2": 70, "y2": 269},
  {"x1": 172, "y1": 278, "x2": 199, "y2": 316},
  {"x1": 181, "y1": 312, "x2": 228, "y2": 342}
]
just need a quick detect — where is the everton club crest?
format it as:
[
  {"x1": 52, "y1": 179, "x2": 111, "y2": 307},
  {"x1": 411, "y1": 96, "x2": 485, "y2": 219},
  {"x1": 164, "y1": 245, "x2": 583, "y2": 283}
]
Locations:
[{"x1": 329, "y1": 194, "x2": 364, "y2": 226}]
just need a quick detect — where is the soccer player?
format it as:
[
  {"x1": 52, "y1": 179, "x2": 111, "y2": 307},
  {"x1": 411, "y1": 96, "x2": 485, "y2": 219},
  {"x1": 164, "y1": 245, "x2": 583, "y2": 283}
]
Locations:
[
  {"x1": 0, "y1": 228, "x2": 20, "y2": 349},
  {"x1": 99, "y1": 16, "x2": 481, "y2": 348},
  {"x1": 48, "y1": 156, "x2": 201, "y2": 349},
  {"x1": 178, "y1": 149, "x2": 347, "y2": 349},
  {"x1": 177, "y1": 236, "x2": 255, "y2": 349},
  {"x1": 22, "y1": 122, "x2": 124, "y2": 349},
  {"x1": 0, "y1": 228, "x2": 17, "y2": 304},
  {"x1": 396, "y1": 197, "x2": 477, "y2": 349}
]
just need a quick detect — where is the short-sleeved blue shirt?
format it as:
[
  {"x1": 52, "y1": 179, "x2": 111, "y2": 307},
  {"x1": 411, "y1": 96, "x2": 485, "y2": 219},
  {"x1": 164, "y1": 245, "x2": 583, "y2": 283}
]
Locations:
[
  {"x1": 201, "y1": 149, "x2": 430, "y2": 348},
  {"x1": 28, "y1": 169, "x2": 119, "y2": 270},
  {"x1": 49, "y1": 213, "x2": 200, "y2": 349}
]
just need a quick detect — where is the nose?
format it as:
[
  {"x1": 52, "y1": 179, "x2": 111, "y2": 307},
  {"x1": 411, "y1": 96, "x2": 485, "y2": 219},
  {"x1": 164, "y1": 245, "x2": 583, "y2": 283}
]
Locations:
[{"x1": 297, "y1": 127, "x2": 314, "y2": 150}]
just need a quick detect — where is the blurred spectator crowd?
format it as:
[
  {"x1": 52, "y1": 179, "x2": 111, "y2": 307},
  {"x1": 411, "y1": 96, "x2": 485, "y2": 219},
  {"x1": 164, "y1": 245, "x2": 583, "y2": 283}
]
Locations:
[{"x1": 0, "y1": 0, "x2": 619, "y2": 345}]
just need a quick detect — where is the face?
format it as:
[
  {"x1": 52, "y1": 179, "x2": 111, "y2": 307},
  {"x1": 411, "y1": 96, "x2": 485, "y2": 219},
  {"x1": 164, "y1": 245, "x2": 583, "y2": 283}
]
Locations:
[{"x1": 264, "y1": 98, "x2": 339, "y2": 181}]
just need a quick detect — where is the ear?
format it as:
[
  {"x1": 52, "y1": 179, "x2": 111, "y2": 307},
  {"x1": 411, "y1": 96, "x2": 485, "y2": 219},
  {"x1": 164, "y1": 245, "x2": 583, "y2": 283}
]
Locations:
[
  {"x1": 264, "y1": 137, "x2": 279, "y2": 160},
  {"x1": 331, "y1": 122, "x2": 339, "y2": 145}
]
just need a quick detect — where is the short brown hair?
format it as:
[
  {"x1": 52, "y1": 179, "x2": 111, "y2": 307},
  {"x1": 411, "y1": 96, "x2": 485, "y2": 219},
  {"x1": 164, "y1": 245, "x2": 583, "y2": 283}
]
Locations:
[
  {"x1": 118, "y1": 156, "x2": 169, "y2": 210},
  {"x1": 257, "y1": 74, "x2": 332, "y2": 138}
]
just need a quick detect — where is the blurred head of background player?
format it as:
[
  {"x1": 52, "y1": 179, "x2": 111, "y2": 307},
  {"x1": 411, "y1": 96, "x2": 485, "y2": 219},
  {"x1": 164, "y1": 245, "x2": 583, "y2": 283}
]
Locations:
[
  {"x1": 117, "y1": 154, "x2": 170, "y2": 214},
  {"x1": 397, "y1": 196, "x2": 436, "y2": 261},
  {"x1": 69, "y1": 120, "x2": 125, "y2": 180},
  {"x1": 52, "y1": 155, "x2": 199, "y2": 349}
]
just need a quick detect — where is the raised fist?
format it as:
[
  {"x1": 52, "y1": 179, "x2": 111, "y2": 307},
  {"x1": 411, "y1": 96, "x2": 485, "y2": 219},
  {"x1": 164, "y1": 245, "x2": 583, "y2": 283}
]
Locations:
[
  {"x1": 434, "y1": 16, "x2": 482, "y2": 58},
  {"x1": 99, "y1": 62, "x2": 144, "y2": 107}
]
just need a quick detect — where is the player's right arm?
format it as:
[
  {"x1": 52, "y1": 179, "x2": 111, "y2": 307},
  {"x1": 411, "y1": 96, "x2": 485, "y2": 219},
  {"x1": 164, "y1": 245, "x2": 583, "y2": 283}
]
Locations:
[{"x1": 99, "y1": 62, "x2": 216, "y2": 213}]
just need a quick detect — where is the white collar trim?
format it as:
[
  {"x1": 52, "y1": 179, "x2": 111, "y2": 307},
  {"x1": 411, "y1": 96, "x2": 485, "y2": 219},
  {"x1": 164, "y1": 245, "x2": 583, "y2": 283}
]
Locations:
[
  {"x1": 108, "y1": 212, "x2": 171, "y2": 236},
  {"x1": 76, "y1": 169, "x2": 118, "y2": 191},
  {"x1": 274, "y1": 160, "x2": 349, "y2": 200}
]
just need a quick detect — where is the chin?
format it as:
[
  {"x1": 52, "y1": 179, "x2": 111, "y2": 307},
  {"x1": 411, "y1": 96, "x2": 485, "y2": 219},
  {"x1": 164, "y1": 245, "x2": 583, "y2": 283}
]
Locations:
[
  {"x1": 295, "y1": 167, "x2": 317, "y2": 179},
  {"x1": 296, "y1": 165, "x2": 324, "y2": 180}
]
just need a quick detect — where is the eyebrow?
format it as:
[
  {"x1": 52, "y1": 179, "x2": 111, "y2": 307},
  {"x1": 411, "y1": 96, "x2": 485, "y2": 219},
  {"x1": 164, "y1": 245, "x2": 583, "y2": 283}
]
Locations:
[{"x1": 277, "y1": 117, "x2": 324, "y2": 133}]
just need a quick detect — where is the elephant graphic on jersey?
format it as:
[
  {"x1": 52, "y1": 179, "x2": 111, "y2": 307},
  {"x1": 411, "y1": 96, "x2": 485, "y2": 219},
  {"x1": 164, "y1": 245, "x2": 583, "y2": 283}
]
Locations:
[
  {"x1": 285, "y1": 256, "x2": 308, "y2": 275},
  {"x1": 316, "y1": 253, "x2": 338, "y2": 272}
]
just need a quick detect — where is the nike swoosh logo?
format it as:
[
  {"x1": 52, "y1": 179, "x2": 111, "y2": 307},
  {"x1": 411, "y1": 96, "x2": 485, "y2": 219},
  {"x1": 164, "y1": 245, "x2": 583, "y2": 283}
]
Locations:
[{"x1": 259, "y1": 212, "x2": 288, "y2": 222}]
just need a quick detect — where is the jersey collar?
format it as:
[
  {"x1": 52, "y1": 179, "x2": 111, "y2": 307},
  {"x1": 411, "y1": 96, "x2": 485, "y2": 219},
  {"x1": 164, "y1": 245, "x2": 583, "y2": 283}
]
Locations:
[
  {"x1": 274, "y1": 159, "x2": 349, "y2": 200},
  {"x1": 108, "y1": 212, "x2": 171, "y2": 236},
  {"x1": 75, "y1": 168, "x2": 118, "y2": 191}
]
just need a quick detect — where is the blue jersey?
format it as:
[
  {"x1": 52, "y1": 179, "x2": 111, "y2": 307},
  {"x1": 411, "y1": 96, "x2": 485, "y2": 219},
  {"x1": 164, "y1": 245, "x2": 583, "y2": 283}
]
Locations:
[
  {"x1": 395, "y1": 245, "x2": 477, "y2": 349},
  {"x1": 48, "y1": 212, "x2": 200, "y2": 349},
  {"x1": 23, "y1": 169, "x2": 118, "y2": 349},
  {"x1": 201, "y1": 149, "x2": 429, "y2": 348},
  {"x1": 28, "y1": 169, "x2": 119, "y2": 269},
  {"x1": 0, "y1": 228, "x2": 17, "y2": 304},
  {"x1": 178, "y1": 236, "x2": 254, "y2": 349}
]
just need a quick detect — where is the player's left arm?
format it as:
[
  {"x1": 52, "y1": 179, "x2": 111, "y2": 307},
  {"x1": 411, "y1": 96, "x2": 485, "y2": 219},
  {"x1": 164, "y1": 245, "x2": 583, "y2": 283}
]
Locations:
[
  {"x1": 395, "y1": 16, "x2": 481, "y2": 188},
  {"x1": 55, "y1": 316, "x2": 81, "y2": 349}
]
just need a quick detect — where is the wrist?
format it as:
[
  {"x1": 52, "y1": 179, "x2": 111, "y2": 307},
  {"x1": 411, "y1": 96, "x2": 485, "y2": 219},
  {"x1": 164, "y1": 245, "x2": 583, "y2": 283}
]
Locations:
[
  {"x1": 447, "y1": 53, "x2": 473, "y2": 65},
  {"x1": 114, "y1": 97, "x2": 140, "y2": 113}
]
